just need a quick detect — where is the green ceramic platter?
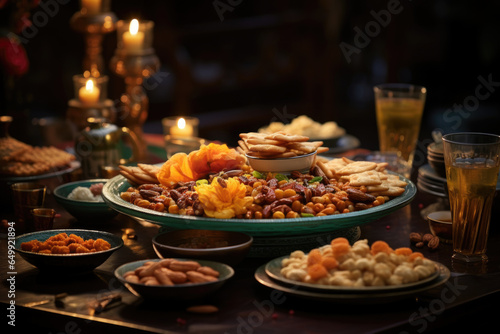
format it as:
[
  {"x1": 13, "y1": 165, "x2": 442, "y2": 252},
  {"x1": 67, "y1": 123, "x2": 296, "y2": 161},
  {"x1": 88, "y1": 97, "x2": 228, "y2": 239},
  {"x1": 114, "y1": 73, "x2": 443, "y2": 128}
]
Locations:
[{"x1": 102, "y1": 172, "x2": 416, "y2": 237}]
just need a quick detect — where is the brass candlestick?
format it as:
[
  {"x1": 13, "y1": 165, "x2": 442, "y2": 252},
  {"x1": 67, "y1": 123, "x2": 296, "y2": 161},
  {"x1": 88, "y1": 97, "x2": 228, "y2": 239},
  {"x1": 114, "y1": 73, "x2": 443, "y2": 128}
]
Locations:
[
  {"x1": 70, "y1": 0, "x2": 117, "y2": 75},
  {"x1": 110, "y1": 19, "x2": 160, "y2": 161}
]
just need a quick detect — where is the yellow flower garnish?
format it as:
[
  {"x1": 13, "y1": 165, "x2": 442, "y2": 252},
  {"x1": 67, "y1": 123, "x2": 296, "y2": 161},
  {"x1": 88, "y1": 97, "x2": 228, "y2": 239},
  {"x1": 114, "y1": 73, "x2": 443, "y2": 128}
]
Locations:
[{"x1": 195, "y1": 177, "x2": 253, "y2": 219}]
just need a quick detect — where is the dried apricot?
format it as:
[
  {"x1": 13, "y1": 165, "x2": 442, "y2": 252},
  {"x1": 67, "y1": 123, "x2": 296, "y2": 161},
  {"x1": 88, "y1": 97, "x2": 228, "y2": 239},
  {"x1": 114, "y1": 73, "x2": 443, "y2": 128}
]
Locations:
[
  {"x1": 307, "y1": 263, "x2": 328, "y2": 280},
  {"x1": 394, "y1": 247, "x2": 413, "y2": 256},
  {"x1": 307, "y1": 249, "x2": 323, "y2": 267},
  {"x1": 370, "y1": 240, "x2": 392, "y2": 255},
  {"x1": 321, "y1": 256, "x2": 338, "y2": 270},
  {"x1": 331, "y1": 243, "x2": 350, "y2": 259},
  {"x1": 330, "y1": 237, "x2": 349, "y2": 246},
  {"x1": 408, "y1": 252, "x2": 424, "y2": 261}
]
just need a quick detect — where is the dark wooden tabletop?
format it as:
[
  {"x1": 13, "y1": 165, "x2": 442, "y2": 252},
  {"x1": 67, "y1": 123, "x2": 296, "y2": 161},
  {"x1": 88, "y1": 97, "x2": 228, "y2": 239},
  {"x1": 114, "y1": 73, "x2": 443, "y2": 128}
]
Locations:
[{"x1": 2, "y1": 167, "x2": 500, "y2": 334}]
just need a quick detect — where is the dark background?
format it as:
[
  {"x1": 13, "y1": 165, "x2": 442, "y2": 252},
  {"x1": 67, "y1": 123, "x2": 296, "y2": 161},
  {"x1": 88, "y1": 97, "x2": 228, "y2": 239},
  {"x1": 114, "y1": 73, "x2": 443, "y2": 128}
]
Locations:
[{"x1": 2, "y1": 0, "x2": 500, "y2": 152}]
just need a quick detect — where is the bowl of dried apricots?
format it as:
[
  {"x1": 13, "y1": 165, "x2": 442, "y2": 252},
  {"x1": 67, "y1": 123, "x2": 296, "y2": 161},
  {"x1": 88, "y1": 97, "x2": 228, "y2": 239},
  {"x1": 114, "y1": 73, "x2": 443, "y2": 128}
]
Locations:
[{"x1": 14, "y1": 229, "x2": 123, "y2": 273}]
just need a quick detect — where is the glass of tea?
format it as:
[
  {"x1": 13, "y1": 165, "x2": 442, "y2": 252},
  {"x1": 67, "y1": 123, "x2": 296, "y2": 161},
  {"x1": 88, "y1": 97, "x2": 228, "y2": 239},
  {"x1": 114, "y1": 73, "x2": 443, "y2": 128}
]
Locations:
[
  {"x1": 442, "y1": 132, "x2": 500, "y2": 263},
  {"x1": 373, "y1": 84, "x2": 427, "y2": 178}
]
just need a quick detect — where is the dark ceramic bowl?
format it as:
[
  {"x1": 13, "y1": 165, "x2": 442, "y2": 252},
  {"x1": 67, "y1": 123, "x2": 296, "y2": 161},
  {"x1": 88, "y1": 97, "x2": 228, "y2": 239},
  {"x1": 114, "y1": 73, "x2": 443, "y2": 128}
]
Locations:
[
  {"x1": 114, "y1": 258, "x2": 234, "y2": 301},
  {"x1": 14, "y1": 229, "x2": 123, "y2": 273},
  {"x1": 152, "y1": 229, "x2": 253, "y2": 266},
  {"x1": 427, "y1": 211, "x2": 452, "y2": 243},
  {"x1": 54, "y1": 179, "x2": 118, "y2": 222}
]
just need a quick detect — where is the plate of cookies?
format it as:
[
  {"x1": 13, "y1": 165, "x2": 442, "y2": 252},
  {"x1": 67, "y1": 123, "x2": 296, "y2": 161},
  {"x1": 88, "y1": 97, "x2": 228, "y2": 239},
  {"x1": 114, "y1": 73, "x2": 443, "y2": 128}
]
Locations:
[
  {"x1": 102, "y1": 141, "x2": 416, "y2": 237},
  {"x1": 0, "y1": 134, "x2": 79, "y2": 181}
]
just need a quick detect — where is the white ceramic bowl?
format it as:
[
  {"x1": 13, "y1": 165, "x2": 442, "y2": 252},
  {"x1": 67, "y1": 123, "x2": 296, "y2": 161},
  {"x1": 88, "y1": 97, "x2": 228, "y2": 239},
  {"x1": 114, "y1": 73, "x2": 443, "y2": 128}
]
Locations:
[{"x1": 246, "y1": 151, "x2": 316, "y2": 173}]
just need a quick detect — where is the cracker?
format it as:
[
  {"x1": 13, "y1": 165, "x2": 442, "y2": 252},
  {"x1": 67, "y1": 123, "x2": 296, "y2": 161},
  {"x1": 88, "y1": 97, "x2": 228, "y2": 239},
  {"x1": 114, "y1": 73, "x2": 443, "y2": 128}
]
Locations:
[
  {"x1": 138, "y1": 163, "x2": 160, "y2": 178},
  {"x1": 265, "y1": 131, "x2": 309, "y2": 142},
  {"x1": 247, "y1": 144, "x2": 287, "y2": 153},
  {"x1": 336, "y1": 161, "x2": 378, "y2": 175},
  {"x1": 348, "y1": 170, "x2": 383, "y2": 186}
]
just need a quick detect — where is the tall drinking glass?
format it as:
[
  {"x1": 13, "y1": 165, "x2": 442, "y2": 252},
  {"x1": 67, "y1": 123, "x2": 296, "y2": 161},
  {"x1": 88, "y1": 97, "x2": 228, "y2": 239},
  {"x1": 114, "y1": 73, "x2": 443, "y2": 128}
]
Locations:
[
  {"x1": 442, "y1": 132, "x2": 500, "y2": 263},
  {"x1": 374, "y1": 84, "x2": 427, "y2": 177}
]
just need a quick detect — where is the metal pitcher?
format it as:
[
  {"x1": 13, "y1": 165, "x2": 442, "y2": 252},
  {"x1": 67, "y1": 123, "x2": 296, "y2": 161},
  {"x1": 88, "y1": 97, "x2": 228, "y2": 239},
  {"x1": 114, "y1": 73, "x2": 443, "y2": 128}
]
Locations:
[{"x1": 75, "y1": 117, "x2": 140, "y2": 178}]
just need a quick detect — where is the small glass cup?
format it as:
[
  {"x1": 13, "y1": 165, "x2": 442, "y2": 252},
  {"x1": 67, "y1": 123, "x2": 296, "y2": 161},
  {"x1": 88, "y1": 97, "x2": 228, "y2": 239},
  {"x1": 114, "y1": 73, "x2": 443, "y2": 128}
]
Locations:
[
  {"x1": 31, "y1": 208, "x2": 56, "y2": 231},
  {"x1": 165, "y1": 135, "x2": 206, "y2": 159},
  {"x1": 374, "y1": 84, "x2": 427, "y2": 178},
  {"x1": 11, "y1": 183, "x2": 47, "y2": 233},
  {"x1": 442, "y1": 132, "x2": 500, "y2": 263}
]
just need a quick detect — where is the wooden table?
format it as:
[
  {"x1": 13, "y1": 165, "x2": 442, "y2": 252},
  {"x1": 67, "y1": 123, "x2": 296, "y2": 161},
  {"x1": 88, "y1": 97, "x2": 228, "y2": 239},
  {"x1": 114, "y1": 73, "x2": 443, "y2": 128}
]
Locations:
[{"x1": 2, "y1": 170, "x2": 500, "y2": 334}]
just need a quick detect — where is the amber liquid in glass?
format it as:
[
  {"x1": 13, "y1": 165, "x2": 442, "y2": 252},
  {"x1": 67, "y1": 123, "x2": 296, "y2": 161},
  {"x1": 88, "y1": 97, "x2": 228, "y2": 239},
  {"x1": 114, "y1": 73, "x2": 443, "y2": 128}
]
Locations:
[
  {"x1": 376, "y1": 98, "x2": 425, "y2": 165},
  {"x1": 447, "y1": 162, "x2": 499, "y2": 259}
]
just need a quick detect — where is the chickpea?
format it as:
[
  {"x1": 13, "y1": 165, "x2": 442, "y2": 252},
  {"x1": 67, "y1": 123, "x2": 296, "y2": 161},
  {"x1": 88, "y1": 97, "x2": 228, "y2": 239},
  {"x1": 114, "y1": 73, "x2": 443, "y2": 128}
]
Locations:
[
  {"x1": 291, "y1": 200, "x2": 302, "y2": 212},
  {"x1": 273, "y1": 211, "x2": 285, "y2": 219},
  {"x1": 286, "y1": 211, "x2": 299, "y2": 219},
  {"x1": 253, "y1": 181, "x2": 262, "y2": 189},
  {"x1": 275, "y1": 189, "x2": 284, "y2": 200},
  {"x1": 313, "y1": 203, "x2": 325, "y2": 213},
  {"x1": 336, "y1": 201, "x2": 346, "y2": 212},
  {"x1": 320, "y1": 207, "x2": 335, "y2": 215},
  {"x1": 278, "y1": 180, "x2": 288, "y2": 186},
  {"x1": 254, "y1": 211, "x2": 263, "y2": 219},
  {"x1": 376, "y1": 196, "x2": 386, "y2": 205},
  {"x1": 312, "y1": 196, "x2": 325, "y2": 204},
  {"x1": 283, "y1": 189, "x2": 297, "y2": 198},
  {"x1": 168, "y1": 204, "x2": 179, "y2": 214},
  {"x1": 316, "y1": 212, "x2": 326, "y2": 217},
  {"x1": 250, "y1": 204, "x2": 263, "y2": 212}
]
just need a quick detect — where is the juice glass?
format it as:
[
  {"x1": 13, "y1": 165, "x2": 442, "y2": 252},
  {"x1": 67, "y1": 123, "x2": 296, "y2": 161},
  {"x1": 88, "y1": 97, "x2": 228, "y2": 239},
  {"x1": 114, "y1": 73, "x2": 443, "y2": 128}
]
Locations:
[
  {"x1": 374, "y1": 84, "x2": 427, "y2": 177},
  {"x1": 442, "y1": 132, "x2": 500, "y2": 263}
]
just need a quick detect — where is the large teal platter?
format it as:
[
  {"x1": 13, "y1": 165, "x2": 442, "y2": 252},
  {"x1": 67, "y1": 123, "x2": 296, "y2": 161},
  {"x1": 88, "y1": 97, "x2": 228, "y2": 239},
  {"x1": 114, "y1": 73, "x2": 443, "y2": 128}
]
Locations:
[{"x1": 102, "y1": 173, "x2": 416, "y2": 237}]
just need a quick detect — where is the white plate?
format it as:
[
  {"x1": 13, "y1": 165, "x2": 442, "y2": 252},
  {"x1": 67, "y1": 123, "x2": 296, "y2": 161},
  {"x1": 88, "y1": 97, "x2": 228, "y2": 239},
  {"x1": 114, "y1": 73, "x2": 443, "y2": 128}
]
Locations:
[
  {"x1": 265, "y1": 255, "x2": 440, "y2": 293},
  {"x1": 254, "y1": 263, "x2": 450, "y2": 304}
]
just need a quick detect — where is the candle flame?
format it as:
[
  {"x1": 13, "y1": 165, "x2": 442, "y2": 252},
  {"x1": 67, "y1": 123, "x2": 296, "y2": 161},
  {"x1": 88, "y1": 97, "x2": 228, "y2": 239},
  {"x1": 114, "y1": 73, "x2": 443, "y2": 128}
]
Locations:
[
  {"x1": 177, "y1": 118, "x2": 186, "y2": 130},
  {"x1": 85, "y1": 79, "x2": 95, "y2": 92},
  {"x1": 129, "y1": 19, "x2": 139, "y2": 35}
]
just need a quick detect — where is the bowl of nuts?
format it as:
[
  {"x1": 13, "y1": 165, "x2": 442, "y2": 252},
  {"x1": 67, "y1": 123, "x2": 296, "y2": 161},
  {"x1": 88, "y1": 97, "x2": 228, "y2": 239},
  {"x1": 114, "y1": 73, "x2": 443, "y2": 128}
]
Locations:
[
  {"x1": 427, "y1": 211, "x2": 452, "y2": 244},
  {"x1": 152, "y1": 229, "x2": 253, "y2": 266},
  {"x1": 114, "y1": 258, "x2": 234, "y2": 301}
]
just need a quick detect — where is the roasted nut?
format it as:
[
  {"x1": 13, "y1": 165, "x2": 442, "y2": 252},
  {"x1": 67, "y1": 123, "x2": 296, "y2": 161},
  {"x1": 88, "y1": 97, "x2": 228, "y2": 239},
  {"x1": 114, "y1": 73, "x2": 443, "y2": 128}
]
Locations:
[
  {"x1": 409, "y1": 232, "x2": 423, "y2": 243},
  {"x1": 422, "y1": 234, "x2": 434, "y2": 244},
  {"x1": 415, "y1": 242, "x2": 424, "y2": 248},
  {"x1": 428, "y1": 236, "x2": 440, "y2": 250}
]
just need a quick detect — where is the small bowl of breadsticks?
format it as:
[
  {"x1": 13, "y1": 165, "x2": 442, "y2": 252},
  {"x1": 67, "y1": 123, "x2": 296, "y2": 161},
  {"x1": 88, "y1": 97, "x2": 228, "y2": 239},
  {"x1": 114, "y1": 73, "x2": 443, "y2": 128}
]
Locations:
[{"x1": 238, "y1": 131, "x2": 328, "y2": 174}]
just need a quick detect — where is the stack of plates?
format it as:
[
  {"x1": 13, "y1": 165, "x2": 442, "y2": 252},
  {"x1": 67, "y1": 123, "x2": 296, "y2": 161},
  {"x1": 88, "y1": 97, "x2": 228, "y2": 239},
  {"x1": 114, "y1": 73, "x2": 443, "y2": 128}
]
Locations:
[
  {"x1": 254, "y1": 256, "x2": 450, "y2": 304},
  {"x1": 418, "y1": 164, "x2": 448, "y2": 197}
]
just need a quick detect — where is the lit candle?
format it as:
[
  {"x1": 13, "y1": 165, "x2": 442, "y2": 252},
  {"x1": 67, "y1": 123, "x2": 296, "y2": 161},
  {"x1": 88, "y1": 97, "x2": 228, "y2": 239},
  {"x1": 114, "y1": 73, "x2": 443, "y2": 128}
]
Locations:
[
  {"x1": 122, "y1": 19, "x2": 144, "y2": 53},
  {"x1": 81, "y1": 0, "x2": 101, "y2": 15},
  {"x1": 79, "y1": 79, "x2": 100, "y2": 105},
  {"x1": 170, "y1": 118, "x2": 194, "y2": 137}
]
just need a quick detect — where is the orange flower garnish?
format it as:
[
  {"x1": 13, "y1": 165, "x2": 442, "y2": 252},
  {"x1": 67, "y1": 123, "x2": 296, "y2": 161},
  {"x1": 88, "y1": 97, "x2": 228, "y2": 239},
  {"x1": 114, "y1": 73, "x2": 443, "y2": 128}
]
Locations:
[
  {"x1": 157, "y1": 143, "x2": 246, "y2": 186},
  {"x1": 194, "y1": 177, "x2": 253, "y2": 219}
]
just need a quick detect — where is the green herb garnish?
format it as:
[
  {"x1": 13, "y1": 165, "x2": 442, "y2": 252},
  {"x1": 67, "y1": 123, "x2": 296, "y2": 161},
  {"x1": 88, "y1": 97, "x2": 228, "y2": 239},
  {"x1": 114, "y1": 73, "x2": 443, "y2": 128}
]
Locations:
[
  {"x1": 275, "y1": 173, "x2": 289, "y2": 182},
  {"x1": 308, "y1": 176, "x2": 323, "y2": 184},
  {"x1": 252, "y1": 170, "x2": 265, "y2": 179}
]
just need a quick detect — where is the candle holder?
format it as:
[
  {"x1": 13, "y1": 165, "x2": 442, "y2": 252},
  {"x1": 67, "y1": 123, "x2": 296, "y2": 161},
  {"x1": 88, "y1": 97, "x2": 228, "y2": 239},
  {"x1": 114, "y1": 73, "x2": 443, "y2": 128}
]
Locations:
[
  {"x1": 70, "y1": 0, "x2": 117, "y2": 75},
  {"x1": 66, "y1": 74, "x2": 116, "y2": 134},
  {"x1": 110, "y1": 19, "x2": 160, "y2": 161},
  {"x1": 162, "y1": 116, "x2": 199, "y2": 138}
]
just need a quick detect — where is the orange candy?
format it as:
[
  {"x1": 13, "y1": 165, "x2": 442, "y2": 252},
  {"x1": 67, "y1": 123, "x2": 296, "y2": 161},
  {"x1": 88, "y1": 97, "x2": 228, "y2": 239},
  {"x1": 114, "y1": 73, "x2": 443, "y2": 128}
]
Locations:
[
  {"x1": 307, "y1": 249, "x2": 323, "y2": 267},
  {"x1": 409, "y1": 252, "x2": 424, "y2": 262},
  {"x1": 321, "y1": 256, "x2": 338, "y2": 270},
  {"x1": 330, "y1": 237, "x2": 349, "y2": 246},
  {"x1": 331, "y1": 243, "x2": 350, "y2": 259},
  {"x1": 370, "y1": 240, "x2": 392, "y2": 255},
  {"x1": 394, "y1": 247, "x2": 413, "y2": 256},
  {"x1": 307, "y1": 263, "x2": 328, "y2": 280}
]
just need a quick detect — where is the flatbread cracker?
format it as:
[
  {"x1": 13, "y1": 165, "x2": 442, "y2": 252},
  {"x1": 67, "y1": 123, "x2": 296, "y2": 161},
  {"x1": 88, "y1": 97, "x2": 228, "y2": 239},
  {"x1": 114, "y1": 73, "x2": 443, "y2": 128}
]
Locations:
[
  {"x1": 336, "y1": 161, "x2": 378, "y2": 175},
  {"x1": 265, "y1": 132, "x2": 309, "y2": 142}
]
